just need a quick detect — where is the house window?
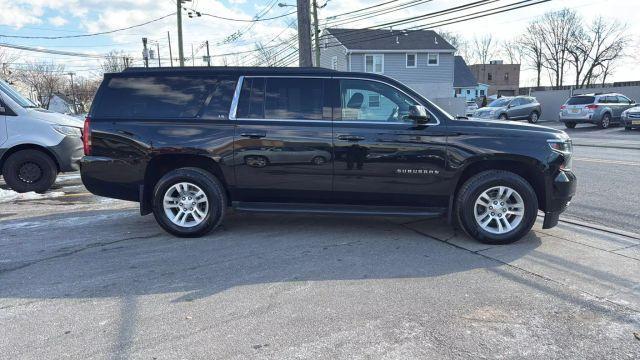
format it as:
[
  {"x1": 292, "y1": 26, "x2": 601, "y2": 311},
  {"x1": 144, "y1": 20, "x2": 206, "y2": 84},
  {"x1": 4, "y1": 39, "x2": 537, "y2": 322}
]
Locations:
[
  {"x1": 487, "y1": 73, "x2": 493, "y2": 81},
  {"x1": 406, "y1": 53, "x2": 417, "y2": 68},
  {"x1": 466, "y1": 89, "x2": 471, "y2": 95},
  {"x1": 504, "y1": 72, "x2": 509, "y2": 81},
  {"x1": 368, "y1": 94, "x2": 380, "y2": 108},
  {"x1": 427, "y1": 53, "x2": 439, "y2": 66},
  {"x1": 455, "y1": 88, "x2": 461, "y2": 95},
  {"x1": 480, "y1": 89, "x2": 485, "y2": 96},
  {"x1": 331, "y1": 56, "x2": 338, "y2": 70},
  {"x1": 365, "y1": 54, "x2": 383, "y2": 73}
]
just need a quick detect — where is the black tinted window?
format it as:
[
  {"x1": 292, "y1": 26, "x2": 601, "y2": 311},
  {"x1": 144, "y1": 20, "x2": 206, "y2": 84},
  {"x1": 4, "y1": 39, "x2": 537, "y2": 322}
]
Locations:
[
  {"x1": 95, "y1": 76, "x2": 218, "y2": 118},
  {"x1": 236, "y1": 78, "x2": 265, "y2": 119},
  {"x1": 567, "y1": 96, "x2": 595, "y2": 105},
  {"x1": 265, "y1": 78, "x2": 323, "y2": 120},
  {"x1": 200, "y1": 79, "x2": 237, "y2": 119}
]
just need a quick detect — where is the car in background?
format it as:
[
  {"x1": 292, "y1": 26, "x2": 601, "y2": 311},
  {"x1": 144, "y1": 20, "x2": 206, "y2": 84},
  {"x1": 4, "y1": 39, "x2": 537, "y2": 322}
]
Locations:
[
  {"x1": 465, "y1": 101, "x2": 478, "y2": 117},
  {"x1": 0, "y1": 79, "x2": 83, "y2": 193},
  {"x1": 621, "y1": 106, "x2": 640, "y2": 130},
  {"x1": 473, "y1": 96, "x2": 542, "y2": 123},
  {"x1": 559, "y1": 93, "x2": 636, "y2": 129}
]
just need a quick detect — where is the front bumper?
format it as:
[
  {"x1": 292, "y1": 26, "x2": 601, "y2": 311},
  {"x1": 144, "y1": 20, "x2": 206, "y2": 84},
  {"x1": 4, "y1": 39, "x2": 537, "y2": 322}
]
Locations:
[
  {"x1": 48, "y1": 135, "x2": 83, "y2": 172},
  {"x1": 542, "y1": 170, "x2": 577, "y2": 229},
  {"x1": 623, "y1": 117, "x2": 640, "y2": 128}
]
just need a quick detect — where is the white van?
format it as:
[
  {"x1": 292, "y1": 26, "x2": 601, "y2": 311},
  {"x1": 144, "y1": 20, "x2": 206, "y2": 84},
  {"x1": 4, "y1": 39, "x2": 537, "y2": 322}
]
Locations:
[{"x1": 0, "y1": 79, "x2": 84, "y2": 193}]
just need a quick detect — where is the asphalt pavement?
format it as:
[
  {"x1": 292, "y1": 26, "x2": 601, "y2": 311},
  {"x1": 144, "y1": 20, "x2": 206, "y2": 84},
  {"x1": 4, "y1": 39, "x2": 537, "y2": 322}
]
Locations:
[{"x1": 1, "y1": 172, "x2": 639, "y2": 359}]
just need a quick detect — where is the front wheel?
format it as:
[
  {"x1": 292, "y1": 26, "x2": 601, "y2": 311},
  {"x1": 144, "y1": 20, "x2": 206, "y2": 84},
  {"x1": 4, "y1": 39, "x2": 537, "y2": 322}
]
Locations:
[
  {"x1": 456, "y1": 170, "x2": 538, "y2": 244},
  {"x1": 528, "y1": 112, "x2": 539, "y2": 123},
  {"x1": 625, "y1": 126, "x2": 632, "y2": 131},
  {"x1": 498, "y1": 114, "x2": 508, "y2": 120},
  {"x1": 2, "y1": 149, "x2": 58, "y2": 193},
  {"x1": 152, "y1": 167, "x2": 226, "y2": 237}
]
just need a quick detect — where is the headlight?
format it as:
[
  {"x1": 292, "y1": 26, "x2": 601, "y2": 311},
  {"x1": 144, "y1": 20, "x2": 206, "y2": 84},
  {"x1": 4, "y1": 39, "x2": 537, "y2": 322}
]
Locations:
[
  {"x1": 548, "y1": 139, "x2": 573, "y2": 171},
  {"x1": 52, "y1": 125, "x2": 82, "y2": 137}
]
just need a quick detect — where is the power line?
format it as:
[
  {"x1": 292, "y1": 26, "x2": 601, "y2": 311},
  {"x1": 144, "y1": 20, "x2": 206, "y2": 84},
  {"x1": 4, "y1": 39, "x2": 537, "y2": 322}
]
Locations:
[
  {"x1": 198, "y1": 10, "x2": 296, "y2": 22},
  {"x1": 0, "y1": 13, "x2": 176, "y2": 39}
]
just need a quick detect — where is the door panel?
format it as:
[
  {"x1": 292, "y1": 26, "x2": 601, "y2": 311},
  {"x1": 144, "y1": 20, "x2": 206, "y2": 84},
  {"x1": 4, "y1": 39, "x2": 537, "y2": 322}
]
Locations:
[
  {"x1": 232, "y1": 77, "x2": 334, "y2": 203},
  {"x1": 332, "y1": 78, "x2": 448, "y2": 207}
]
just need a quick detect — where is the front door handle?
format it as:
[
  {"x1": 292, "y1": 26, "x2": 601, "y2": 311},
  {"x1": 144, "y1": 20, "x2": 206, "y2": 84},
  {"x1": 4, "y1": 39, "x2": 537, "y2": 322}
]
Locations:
[
  {"x1": 240, "y1": 132, "x2": 266, "y2": 139},
  {"x1": 337, "y1": 134, "x2": 365, "y2": 142}
]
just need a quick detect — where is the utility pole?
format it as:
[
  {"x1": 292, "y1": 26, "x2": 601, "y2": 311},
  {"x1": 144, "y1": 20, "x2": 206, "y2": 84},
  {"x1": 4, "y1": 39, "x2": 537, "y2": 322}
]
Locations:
[
  {"x1": 205, "y1": 40, "x2": 211, "y2": 67},
  {"x1": 167, "y1": 31, "x2": 174, "y2": 67},
  {"x1": 67, "y1": 72, "x2": 77, "y2": 115},
  {"x1": 142, "y1": 37, "x2": 149, "y2": 68},
  {"x1": 156, "y1": 42, "x2": 161, "y2": 67},
  {"x1": 311, "y1": 0, "x2": 321, "y2": 67},
  {"x1": 177, "y1": 0, "x2": 185, "y2": 66},
  {"x1": 191, "y1": 44, "x2": 195, "y2": 66},
  {"x1": 296, "y1": 0, "x2": 312, "y2": 67}
]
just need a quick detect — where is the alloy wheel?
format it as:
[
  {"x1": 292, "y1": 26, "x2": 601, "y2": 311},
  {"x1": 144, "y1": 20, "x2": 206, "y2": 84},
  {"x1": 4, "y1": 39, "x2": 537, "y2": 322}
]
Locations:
[
  {"x1": 474, "y1": 186, "x2": 525, "y2": 234},
  {"x1": 163, "y1": 182, "x2": 209, "y2": 228}
]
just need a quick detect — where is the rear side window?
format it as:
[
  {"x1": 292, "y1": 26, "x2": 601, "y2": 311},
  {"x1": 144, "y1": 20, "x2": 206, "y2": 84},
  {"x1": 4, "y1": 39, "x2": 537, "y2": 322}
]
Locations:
[
  {"x1": 265, "y1": 78, "x2": 323, "y2": 120},
  {"x1": 566, "y1": 96, "x2": 595, "y2": 105},
  {"x1": 94, "y1": 76, "x2": 231, "y2": 119},
  {"x1": 237, "y1": 77, "x2": 324, "y2": 120}
]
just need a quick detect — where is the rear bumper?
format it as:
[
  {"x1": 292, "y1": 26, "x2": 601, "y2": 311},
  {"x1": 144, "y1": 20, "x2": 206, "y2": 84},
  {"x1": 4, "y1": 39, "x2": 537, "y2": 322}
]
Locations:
[
  {"x1": 542, "y1": 170, "x2": 577, "y2": 229},
  {"x1": 80, "y1": 156, "x2": 142, "y2": 202},
  {"x1": 558, "y1": 117, "x2": 596, "y2": 123},
  {"x1": 49, "y1": 135, "x2": 83, "y2": 172}
]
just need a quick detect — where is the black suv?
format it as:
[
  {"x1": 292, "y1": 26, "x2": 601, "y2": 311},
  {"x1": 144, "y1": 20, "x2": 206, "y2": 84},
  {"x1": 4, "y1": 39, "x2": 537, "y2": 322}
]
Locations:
[{"x1": 81, "y1": 67, "x2": 576, "y2": 244}]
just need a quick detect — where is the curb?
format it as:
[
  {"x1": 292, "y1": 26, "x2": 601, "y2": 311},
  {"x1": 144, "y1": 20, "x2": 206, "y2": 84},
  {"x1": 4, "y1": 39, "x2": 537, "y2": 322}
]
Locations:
[
  {"x1": 537, "y1": 213, "x2": 640, "y2": 240},
  {"x1": 572, "y1": 143, "x2": 640, "y2": 150}
]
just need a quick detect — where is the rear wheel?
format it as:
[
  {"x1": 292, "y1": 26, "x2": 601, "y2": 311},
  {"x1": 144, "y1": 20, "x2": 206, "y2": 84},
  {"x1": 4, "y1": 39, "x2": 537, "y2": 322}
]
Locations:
[
  {"x1": 564, "y1": 122, "x2": 576, "y2": 129},
  {"x1": 2, "y1": 149, "x2": 58, "y2": 193},
  {"x1": 152, "y1": 167, "x2": 226, "y2": 237},
  {"x1": 498, "y1": 114, "x2": 508, "y2": 120},
  {"x1": 456, "y1": 170, "x2": 538, "y2": 244},
  {"x1": 599, "y1": 113, "x2": 611, "y2": 129},
  {"x1": 528, "y1": 111, "x2": 539, "y2": 123},
  {"x1": 625, "y1": 126, "x2": 632, "y2": 131},
  {"x1": 312, "y1": 156, "x2": 326, "y2": 165}
]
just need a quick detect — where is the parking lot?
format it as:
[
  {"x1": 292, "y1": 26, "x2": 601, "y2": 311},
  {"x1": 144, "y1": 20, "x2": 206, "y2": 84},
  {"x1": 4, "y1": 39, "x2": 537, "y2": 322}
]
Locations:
[{"x1": 2, "y1": 132, "x2": 640, "y2": 359}]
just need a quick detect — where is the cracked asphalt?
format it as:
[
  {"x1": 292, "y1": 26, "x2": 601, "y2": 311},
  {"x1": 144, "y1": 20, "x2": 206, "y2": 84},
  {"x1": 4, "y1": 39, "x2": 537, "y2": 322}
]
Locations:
[{"x1": 1, "y1": 173, "x2": 640, "y2": 359}]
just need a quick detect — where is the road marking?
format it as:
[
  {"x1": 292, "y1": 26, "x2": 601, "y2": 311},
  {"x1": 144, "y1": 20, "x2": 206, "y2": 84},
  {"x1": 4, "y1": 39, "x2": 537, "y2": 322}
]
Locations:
[{"x1": 574, "y1": 157, "x2": 640, "y2": 167}]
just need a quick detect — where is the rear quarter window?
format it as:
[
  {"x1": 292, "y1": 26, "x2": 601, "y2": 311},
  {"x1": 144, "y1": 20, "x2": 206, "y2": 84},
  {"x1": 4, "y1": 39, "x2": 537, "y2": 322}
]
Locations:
[
  {"x1": 93, "y1": 75, "x2": 236, "y2": 119},
  {"x1": 566, "y1": 96, "x2": 595, "y2": 105}
]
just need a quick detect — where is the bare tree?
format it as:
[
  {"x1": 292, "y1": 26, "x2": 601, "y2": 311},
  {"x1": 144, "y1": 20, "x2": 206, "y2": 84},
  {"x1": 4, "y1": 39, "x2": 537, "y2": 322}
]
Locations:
[
  {"x1": 536, "y1": 9, "x2": 581, "y2": 86},
  {"x1": 101, "y1": 50, "x2": 133, "y2": 73},
  {"x1": 16, "y1": 62, "x2": 65, "y2": 109},
  {"x1": 519, "y1": 22, "x2": 546, "y2": 87},
  {"x1": 63, "y1": 76, "x2": 100, "y2": 113},
  {"x1": 438, "y1": 31, "x2": 473, "y2": 61},
  {"x1": 579, "y1": 17, "x2": 629, "y2": 87},
  {"x1": 254, "y1": 42, "x2": 279, "y2": 67},
  {"x1": 0, "y1": 46, "x2": 19, "y2": 82},
  {"x1": 471, "y1": 35, "x2": 497, "y2": 64},
  {"x1": 501, "y1": 39, "x2": 523, "y2": 64}
]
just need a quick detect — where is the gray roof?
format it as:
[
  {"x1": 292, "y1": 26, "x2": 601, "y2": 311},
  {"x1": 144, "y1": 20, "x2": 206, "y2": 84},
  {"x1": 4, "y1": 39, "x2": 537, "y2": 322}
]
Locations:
[
  {"x1": 326, "y1": 28, "x2": 455, "y2": 51},
  {"x1": 453, "y1": 56, "x2": 478, "y2": 88}
]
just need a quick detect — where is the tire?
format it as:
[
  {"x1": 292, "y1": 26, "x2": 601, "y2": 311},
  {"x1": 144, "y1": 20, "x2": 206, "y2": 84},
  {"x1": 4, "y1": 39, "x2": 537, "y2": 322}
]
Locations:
[
  {"x1": 2, "y1": 149, "x2": 58, "y2": 193},
  {"x1": 599, "y1": 113, "x2": 611, "y2": 129},
  {"x1": 455, "y1": 170, "x2": 538, "y2": 245},
  {"x1": 528, "y1": 111, "x2": 539, "y2": 124},
  {"x1": 565, "y1": 122, "x2": 576, "y2": 129},
  {"x1": 498, "y1": 114, "x2": 508, "y2": 120},
  {"x1": 311, "y1": 156, "x2": 326, "y2": 165},
  {"x1": 152, "y1": 167, "x2": 227, "y2": 237},
  {"x1": 625, "y1": 126, "x2": 632, "y2": 131}
]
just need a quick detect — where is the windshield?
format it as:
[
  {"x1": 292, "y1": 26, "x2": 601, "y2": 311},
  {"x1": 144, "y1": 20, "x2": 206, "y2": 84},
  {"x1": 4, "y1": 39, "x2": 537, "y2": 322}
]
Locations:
[
  {"x1": 487, "y1": 98, "x2": 511, "y2": 107},
  {"x1": 0, "y1": 79, "x2": 38, "y2": 108}
]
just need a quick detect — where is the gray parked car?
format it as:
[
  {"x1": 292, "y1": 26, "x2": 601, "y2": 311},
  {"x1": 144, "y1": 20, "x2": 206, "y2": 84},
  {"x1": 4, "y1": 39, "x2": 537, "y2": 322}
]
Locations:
[
  {"x1": 621, "y1": 106, "x2": 640, "y2": 130},
  {"x1": 559, "y1": 93, "x2": 636, "y2": 129},
  {"x1": 473, "y1": 96, "x2": 542, "y2": 123}
]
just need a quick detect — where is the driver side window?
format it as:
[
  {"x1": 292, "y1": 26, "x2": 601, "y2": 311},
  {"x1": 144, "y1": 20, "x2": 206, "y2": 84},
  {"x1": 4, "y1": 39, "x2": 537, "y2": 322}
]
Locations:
[{"x1": 339, "y1": 79, "x2": 417, "y2": 123}]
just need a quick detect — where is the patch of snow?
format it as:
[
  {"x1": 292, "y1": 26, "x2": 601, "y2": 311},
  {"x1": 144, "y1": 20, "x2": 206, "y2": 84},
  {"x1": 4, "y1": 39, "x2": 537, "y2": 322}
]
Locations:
[{"x1": 0, "y1": 188, "x2": 65, "y2": 203}]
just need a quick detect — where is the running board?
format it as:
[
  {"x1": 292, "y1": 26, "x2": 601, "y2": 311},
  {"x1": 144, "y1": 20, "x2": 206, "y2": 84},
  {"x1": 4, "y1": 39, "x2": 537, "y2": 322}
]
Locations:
[{"x1": 232, "y1": 202, "x2": 447, "y2": 218}]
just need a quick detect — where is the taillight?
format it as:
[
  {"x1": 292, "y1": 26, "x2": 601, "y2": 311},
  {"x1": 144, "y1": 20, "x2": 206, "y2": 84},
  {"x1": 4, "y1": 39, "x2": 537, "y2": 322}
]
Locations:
[
  {"x1": 83, "y1": 116, "x2": 91, "y2": 155},
  {"x1": 560, "y1": 105, "x2": 566, "y2": 110},
  {"x1": 586, "y1": 104, "x2": 598, "y2": 110}
]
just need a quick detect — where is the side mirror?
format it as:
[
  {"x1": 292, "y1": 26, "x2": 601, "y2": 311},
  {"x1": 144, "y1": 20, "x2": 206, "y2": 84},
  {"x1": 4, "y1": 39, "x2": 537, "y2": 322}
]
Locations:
[{"x1": 408, "y1": 105, "x2": 430, "y2": 124}]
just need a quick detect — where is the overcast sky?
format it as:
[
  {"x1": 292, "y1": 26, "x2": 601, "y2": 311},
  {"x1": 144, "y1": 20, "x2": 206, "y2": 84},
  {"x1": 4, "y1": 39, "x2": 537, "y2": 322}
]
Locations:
[{"x1": 0, "y1": 0, "x2": 638, "y2": 86}]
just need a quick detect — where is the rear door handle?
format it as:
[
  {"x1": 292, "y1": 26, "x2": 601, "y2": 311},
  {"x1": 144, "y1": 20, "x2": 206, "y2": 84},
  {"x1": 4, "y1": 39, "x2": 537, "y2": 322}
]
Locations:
[
  {"x1": 337, "y1": 134, "x2": 365, "y2": 142},
  {"x1": 240, "y1": 132, "x2": 266, "y2": 139}
]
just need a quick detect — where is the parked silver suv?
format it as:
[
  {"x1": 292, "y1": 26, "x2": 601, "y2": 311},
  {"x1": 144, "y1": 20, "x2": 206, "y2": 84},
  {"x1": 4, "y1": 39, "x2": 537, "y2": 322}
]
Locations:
[
  {"x1": 473, "y1": 96, "x2": 542, "y2": 123},
  {"x1": 559, "y1": 93, "x2": 636, "y2": 129}
]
